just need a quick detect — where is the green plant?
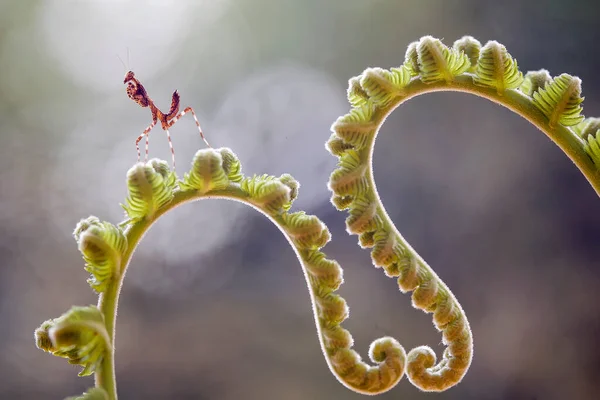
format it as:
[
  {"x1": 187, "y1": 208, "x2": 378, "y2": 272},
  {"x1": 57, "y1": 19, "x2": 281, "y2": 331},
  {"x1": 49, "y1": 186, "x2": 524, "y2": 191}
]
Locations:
[{"x1": 35, "y1": 36, "x2": 600, "y2": 399}]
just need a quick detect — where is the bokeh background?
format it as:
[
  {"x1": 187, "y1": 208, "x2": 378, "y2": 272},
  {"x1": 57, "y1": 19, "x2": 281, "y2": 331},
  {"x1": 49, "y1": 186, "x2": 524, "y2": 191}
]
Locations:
[{"x1": 1, "y1": 0, "x2": 600, "y2": 399}]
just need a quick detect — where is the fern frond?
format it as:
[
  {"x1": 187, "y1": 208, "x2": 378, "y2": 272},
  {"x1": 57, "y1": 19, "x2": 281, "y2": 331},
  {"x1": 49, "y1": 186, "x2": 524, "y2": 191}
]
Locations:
[
  {"x1": 520, "y1": 69, "x2": 551, "y2": 96},
  {"x1": 345, "y1": 194, "x2": 380, "y2": 235},
  {"x1": 121, "y1": 162, "x2": 176, "y2": 222},
  {"x1": 452, "y1": 36, "x2": 481, "y2": 73},
  {"x1": 241, "y1": 174, "x2": 292, "y2": 214},
  {"x1": 282, "y1": 211, "x2": 330, "y2": 249},
  {"x1": 331, "y1": 104, "x2": 376, "y2": 149},
  {"x1": 278, "y1": 174, "x2": 299, "y2": 209},
  {"x1": 360, "y1": 66, "x2": 411, "y2": 107},
  {"x1": 474, "y1": 41, "x2": 523, "y2": 93},
  {"x1": 302, "y1": 249, "x2": 343, "y2": 291},
  {"x1": 35, "y1": 306, "x2": 109, "y2": 377},
  {"x1": 573, "y1": 117, "x2": 600, "y2": 138},
  {"x1": 326, "y1": 133, "x2": 355, "y2": 157},
  {"x1": 180, "y1": 149, "x2": 230, "y2": 192},
  {"x1": 219, "y1": 148, "x2": 244, "y2": 183},
  {"x1": 347, "y1": 76, "x2": 370, "y2": 107},
  {"x1": 532, "y1": 73, "x2": 584, "y2": 127},
  {"x1": 371, "y1": 229, "x2": 400, "y2": 269},
  {"x1": 328, "y1": 150, "x2": 368, "y2": 197},
  {"x1": 416, "y1": 36, "x2": 470, "y2": 83},
  {"x1": 330, "y1": 194, "x2": 354, "y2": 210},
  {"x1": 403, "y1": 40, "x2": 420, "y2": 75},
  {"x1": 73, "y1": 216, "x2": 126, "y2": 292}
]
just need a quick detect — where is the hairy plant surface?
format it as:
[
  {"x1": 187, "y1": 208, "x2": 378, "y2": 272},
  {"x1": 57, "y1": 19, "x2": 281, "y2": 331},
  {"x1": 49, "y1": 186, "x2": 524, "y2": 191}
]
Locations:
[{"x1": 35, "y1": 36, "x2": 600, "y2": 399}]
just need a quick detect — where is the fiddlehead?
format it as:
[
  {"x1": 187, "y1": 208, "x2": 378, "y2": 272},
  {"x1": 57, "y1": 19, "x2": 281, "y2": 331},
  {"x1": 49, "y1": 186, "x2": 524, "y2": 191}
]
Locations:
[
  {"x1": 35, "y1": 305, "x2": 110, "y2": 377},
  {"x1": 35, "y1": 148, "x2": 406, "y2": 399},
  {"x1": 327, "y1": 35, "x2": 600, "y2": 392}
]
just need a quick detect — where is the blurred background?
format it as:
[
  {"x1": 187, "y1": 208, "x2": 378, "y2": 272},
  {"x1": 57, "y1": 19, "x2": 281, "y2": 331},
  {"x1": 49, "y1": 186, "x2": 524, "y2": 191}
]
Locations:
[{"x1": 1, "y1": 0, "x2": 600, "y2": 399}]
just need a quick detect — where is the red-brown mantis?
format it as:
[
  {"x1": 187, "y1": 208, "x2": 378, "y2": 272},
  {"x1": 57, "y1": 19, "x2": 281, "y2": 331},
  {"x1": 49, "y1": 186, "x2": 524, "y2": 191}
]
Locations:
[{"x1": 123, "y1": 70, "x2": 211, "y2": 170}]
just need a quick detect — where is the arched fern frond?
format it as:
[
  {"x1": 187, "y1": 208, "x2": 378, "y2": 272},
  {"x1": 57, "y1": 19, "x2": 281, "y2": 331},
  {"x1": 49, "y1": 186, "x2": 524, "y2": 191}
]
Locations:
[{"x1": 327, "y1": 35, "x2": 600, "y2": 393}]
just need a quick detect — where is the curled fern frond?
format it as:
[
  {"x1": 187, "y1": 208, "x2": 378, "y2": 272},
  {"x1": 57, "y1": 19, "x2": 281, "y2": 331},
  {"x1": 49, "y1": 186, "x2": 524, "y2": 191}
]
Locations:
[
  {"x1": 416, "y1": 36, "x2": 470, "y2": 83},
  {"x1": 278, "y1": 173, "x2": 299, "y2": 209},
  {"x1": 73, "y1": 216, "x2": 126, "y2": 292},
  {"x1": 360, "y1": 66, "x2": 411, "y2": 107},
  {"x1": 371, "y1": 229, "x2": 400, "y2": 269},
  {"x1": 180, "y1": 148, "x2": 230, "y2": 192},
  {"x1": 35, "y1": 306, "x2": 109, "y2": 377},
  {"x1": 347, "y1": 76, "x2": 370, "y2": 107},
  {"x1": 403, "y1": 40, "x2": 420, "y2": 75},
  {"x1": 121, "y1": 161, "x2": 177, "y2": 223},
  {"x1": 345, "y1": 194, "x2": 380, "y2": 235},
  {"x1": 330, "y1": 194, "x2": 354, "y2": 211},
  {"x1": 474, "y1": 40, "x2": 523, "y2": 93},
  {"x1": 241, "y1": 174, "x2": 292, "y2": 214},
  {"x1": 328, "y1": 338, "x2": 406, "y2": 394},
  {"x1": 520, "y1": 69, "x2": 552, "y2": 96},
  {"x1": 65, "y1": 388, "x2": 109, "y2": 400},
  {"x1": 573, "y1": 117, "x2": 600, "y2": 138},
  {"x1": 532, "y1": 73, "x2": 584, "y2": 127},
  {"x1": 358, "y1": 230, "x2": 375, "y2": 248},
  {"x1": 328, "y1": 150, "x2": 368, "y2": 197},
  {"x1": 331, "y1": 104, "x2": 377, "y2": 149},
  {"x1": 219, "y1": 148, "x2": 244, "y2": 183},
  {"x1": 302, "y1": 249, "x2": 343, "y2": 291},
  {"x1": 452, "y1": 36, "x2": 481, "y2": 72},
  {"x1": 326, "y1": 133, "x2": 355, "y2": 157},
  {"x1": 281, "y1": 211, "x2": 330, "y2": 249}
]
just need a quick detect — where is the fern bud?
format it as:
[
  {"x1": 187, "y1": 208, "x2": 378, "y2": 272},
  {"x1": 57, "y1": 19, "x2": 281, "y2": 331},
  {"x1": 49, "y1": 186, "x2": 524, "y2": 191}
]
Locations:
[
  {"x1": 416, "y1": 36, "x2": 470, "y2": 83},
  {"x1": 316, "y1": 293, "x2": 348, "y2": 324},
  {"x1": 520, "y1": 69, "x2": 552, "y2": 96},
  {"x1": 122, "y1": 162, "x2": 177, "y2": 222},
  {"x1": 345, "y1": 194, "x2": 380, "y2": 235},
  {"x1": 360, "y1": 66, "x2": 411, "y2": 107},
  {"x1": 474, "y1": 41, "x2": 523, "y2": 93},
  {"x1": 532, "y1": 73, "x2": 584, "y2": 127},
  {"x1": 180, "y1": 148, "x2": 229, "y2": 192},
  {"x1": 73, "y1": 216, "x2": 126, "y2": 292},
  {"x1": 219, "y1": 148, "x2": 244, "y2": 183},
  {"x1": 371, "y1": 229, "x2": 399, "y2": 268},
  {"x1": 328, "y1": 150, "x2": 368, "y2": 197},
  {"x1": 35, "y1": 320, "x2": 55, "y2": 352},
  {"x1": 65, "y1": 388, "x2": 109, "y2": 400},
  {"x1": 278, "y1": 173, "x2": 299, "y2": 209},
  {"x1": 242, "y1": 175, "x2": 292, "y2": 214},
  {"x1": 331, "y1": 194, "x2": 354, "y2": 211},
  {"x1": 358, "y1": 230, "x2": 375, "y2": 248},
  {"x1": 302, "y1": 249, "x2": 343, "y2": 290},
  {"x1": 404, "y1": 40, "x2": 420, "y2": 75},
  {"x1": 347, "y1": 76, "x2": 370, "y2": 107},
  {"x1": 35, "y1": 306, "x2": 110, "y2": 377},
  {"x1": 282, "y1": 211, "x2": 331, "y2": 249},
  {"x1": 331, "y1": 104, "x2": 377, "y2": 150},
  {"x1": 326, "y1": 133, "x2": 354, "y2": 157},
  {"x1": 573, "y1": 117, "x2": 600, "y2": 138},
  {"x1": 321, "y1": 325, "x2": 353, "y2": 350},
  {"x1": 148, "y1": 158, "x2": 175, "y2": 184},
  {"x1": 452, "y1": 36, "x2": 481, "y2": 72}
]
